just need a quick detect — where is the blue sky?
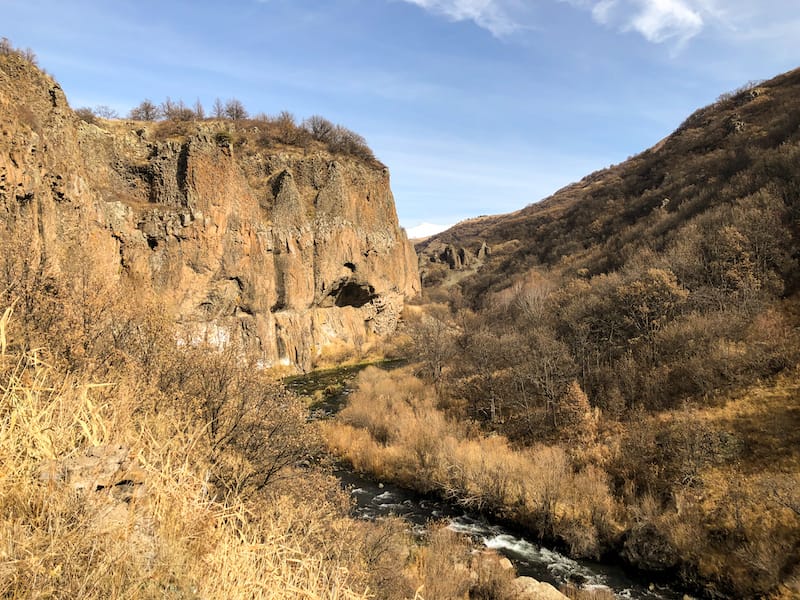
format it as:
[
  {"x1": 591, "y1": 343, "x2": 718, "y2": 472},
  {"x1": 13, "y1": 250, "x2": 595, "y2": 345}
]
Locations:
[{"x1": 3, "y1": 0, "x2": 799, "y2": 234}]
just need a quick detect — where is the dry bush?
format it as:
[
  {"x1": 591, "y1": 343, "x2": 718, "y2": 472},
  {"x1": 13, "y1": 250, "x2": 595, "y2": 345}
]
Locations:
[
  {"x1": 660, "y1": 471, "x2": 800, "y2": 597},
  {"x1": 0, "y1": 228, "x2": 175, "y2": 378},
  {"x1": 350, "y1": 517, "x2": 416, "y2": 600},
  {"x1": 324, "y1": 368, "x2": 622, "y2": 559},
  {"x1": 0, "y1": 322, "x2": 371, "y2": 598},
  {"x1": 159, "y1": 345, "x2": 319, "y2": 498},
  {"x1": 468, "y1": 551, "x2": 517, "y2": 600},
  {"x1": 331, "y1": 367, "x2": 452, "y2": 490},
  {"x1": 410, "y1": 526, "x2": 471, "y2": 600}
]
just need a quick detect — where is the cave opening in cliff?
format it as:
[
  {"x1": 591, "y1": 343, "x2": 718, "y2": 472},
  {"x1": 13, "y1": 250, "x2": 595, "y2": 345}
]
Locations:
[{"x1": 331, "y1": 281, "x2": 376, "y2": 308}]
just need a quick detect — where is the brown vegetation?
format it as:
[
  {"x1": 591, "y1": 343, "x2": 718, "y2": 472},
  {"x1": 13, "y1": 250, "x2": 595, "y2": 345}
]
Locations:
[
  {"x1": 122, "y1": 94, "x2": 379, "y2": 163},
  {"x1": 0, "y1": 312, "x2": 375, "y2": 598},
  {"x1": 340, "y1": 68, "x2": 800, "y2": 598},
  {"x1": 324, "y1": 365, "x2": 800, "y2": 597},
  {"x1": 0, "y1": 177, "x2": 494, "y2": 599},
  {"x1": 323, "y1": 368, "x2": 623, "y2": 558},
  {"x1": 0, "y1": 214, "x2": 457, "y2": 598}
]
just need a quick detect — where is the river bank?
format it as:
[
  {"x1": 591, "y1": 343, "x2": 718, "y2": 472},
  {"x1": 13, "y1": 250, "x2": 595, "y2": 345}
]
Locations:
[
  {"x1": 338, "y1": 469, "x2": 684, "y2": 600},
  {"x1": 289, "y1": 363, "x2": 690, "y2": 599}
]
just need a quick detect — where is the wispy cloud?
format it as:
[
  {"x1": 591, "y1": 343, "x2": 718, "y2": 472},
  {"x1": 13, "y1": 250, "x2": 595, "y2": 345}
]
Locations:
[
  {"x1": 405, "y1": 0, "x2": 800, "y2": 50},
  {"x1": 564, "y1": 0, "x2": 704, "y2": 45},
  {"x1": 402, "y1": 0, "x2": 706, "y2": 44},
  {"x1": 399, "y1": 0, "x2": 521, "y2": 37},
  {"x1": 628, "y1": 0, "x2": 703, "y2": 43}
]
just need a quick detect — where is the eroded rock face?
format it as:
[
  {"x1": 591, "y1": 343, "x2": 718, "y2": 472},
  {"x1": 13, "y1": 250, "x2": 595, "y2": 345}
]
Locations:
[{"x1": 0, "y1": 53, "x2": 420, "y2": 369}]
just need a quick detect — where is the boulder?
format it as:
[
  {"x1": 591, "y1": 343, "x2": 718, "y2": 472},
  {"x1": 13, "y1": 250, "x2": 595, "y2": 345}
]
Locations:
[
  {"x1": 39, "y1": 444, "x2": 145, "y2": 501},
  {"x1": 511, "y1": 576, "x2": 570, "y2": 599}
]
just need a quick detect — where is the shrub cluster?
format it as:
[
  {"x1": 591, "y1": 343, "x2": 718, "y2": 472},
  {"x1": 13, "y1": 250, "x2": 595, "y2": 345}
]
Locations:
[
  {"x1": 0, "y1": 36, "x2": 37, "y2": 65},
  {"x1": 323, "y1": 367, "x2": 621, "y2": 559},
  {"x1": 118, "y1": 95, "x2": 378, "y2": 162}
]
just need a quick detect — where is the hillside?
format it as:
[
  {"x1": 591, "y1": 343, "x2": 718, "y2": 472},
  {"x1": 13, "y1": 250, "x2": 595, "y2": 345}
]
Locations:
[
  {"x1": 320, "y1": 67, "x2": 800, "y2": 598},
  {"x1": 0, "y1": 47, "x2": 419, "y2": 372},
  {"x1": 418, "y1": 67, "x2": 800, "y2": 303}
]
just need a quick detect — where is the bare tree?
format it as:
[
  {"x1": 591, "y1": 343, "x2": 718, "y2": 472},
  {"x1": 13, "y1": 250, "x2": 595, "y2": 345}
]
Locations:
[
  {"x1": 329, "y1": 125, "x2": 375, "y2": 160},
  {"x1": 74, "y1": 107, "x2": 97, "y2": 124},
  {"x1": 303, "y1": 115, "x2": 335, "y2": 141},
  {"x1": 193, "y1": 98, "x2": 205, "y2": 120},
  {"x1": 274, "y1": 110, "x2": 299, "y2": 143},
  {"x1": 129, "y1": 99, "x2": 160, "y2": 121},
  {"x1": 212, "y1": 97, "x2": 225, "y2": 119},
  {"x1": 94, "y1": 105, "x2": 119, "y2": 119},
  {"x1": 160, "y1": 97, "x2": 178, "y2": 119},
  {"x1": 224, "y1": 98, "x2": 247, "y2": 121},
  {"x1": 161, "y1": 97, "x2": 195, "y2": 121},
  {"x1": 21, "y1": 47, "x2": 37, "y2": 65}
]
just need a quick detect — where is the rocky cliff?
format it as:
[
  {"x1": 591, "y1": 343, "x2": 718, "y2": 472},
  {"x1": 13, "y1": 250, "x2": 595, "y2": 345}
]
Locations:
[{"x1": 0, "y1": 51, "x2": 419, "y2": 369}]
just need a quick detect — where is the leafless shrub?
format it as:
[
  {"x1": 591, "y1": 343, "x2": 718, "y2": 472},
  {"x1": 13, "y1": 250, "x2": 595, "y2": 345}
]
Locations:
[
  {"x1": 93, "y1": 104, "x2": 118, "y2": 119},
  {"x1": 128, "y1": 99, "x2": 160, "y2": 121},
  {"x1": 224, "y1": 98, "x2": 248, "y2": 120},
  {"x1": 74, "y1": 106, "x2": 98, "y2": 124}
]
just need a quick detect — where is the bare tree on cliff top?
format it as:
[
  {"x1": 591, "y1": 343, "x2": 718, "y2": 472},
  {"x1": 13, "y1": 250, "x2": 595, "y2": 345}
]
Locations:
[
  {"x1": 224, "y1": 98, "x2": 248, "y2": 121},
  {"x1": 129, "y1": 99, "x2": 160, "y2": 121},
  {"x1": 212, "y1": 97, "x2": 225, "y2": 119}
]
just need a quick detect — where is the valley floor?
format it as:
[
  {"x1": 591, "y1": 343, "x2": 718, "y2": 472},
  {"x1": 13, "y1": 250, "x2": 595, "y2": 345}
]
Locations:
[{"x1": 322, "y1": 365, "x2": 800, "y2": 599}]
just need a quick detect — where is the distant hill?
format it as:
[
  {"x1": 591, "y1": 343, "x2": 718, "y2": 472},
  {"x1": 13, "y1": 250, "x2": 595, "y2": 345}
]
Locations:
[{"x1": 418, "y1": 67, "x2": 800, "y2": 304}]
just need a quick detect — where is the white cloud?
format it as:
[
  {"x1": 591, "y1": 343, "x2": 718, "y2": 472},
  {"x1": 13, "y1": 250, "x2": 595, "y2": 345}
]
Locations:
[
  {"x1": 403, "y1": 0, "x2": 800, "y2": 52},
  {"x1": 404, "y1": 0, "x2": 705, "y2": 43},
  {"x1": 627, "y1": 0, "x2": 703, "y2": 43},
  {"x1": 405, "y1": 222, "x2": 454, "y2": 238},
  {"x1": 400, "y1": 0, "x2": 520, "y2": 37},
  {"x1": 591, "y1": 0, "x2": 618, "y2": 24},
  {"x1": 563, "y1": 0, "x2": 705, "y2": 44}
]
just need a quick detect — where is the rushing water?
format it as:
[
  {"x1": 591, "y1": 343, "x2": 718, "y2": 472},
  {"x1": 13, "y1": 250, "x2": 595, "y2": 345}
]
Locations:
[
  {"x1": 337, "y1": 470, "x2": 685, "y2": 600},
  {"x1": 291, "y1": 365, "x2": 687, "y2": 599}
]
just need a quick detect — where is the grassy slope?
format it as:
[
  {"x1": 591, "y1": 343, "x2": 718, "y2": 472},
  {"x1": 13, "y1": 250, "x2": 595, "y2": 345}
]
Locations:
[{"x1": 418, "y1": 67, "x2": 800, "y2": 299}]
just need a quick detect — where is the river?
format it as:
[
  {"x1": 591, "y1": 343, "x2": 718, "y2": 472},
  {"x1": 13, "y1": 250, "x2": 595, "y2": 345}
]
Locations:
[
  {"x1": 337, "y1": 469, "x2": 684, "y2": 600},
  {"x1": 289, "y1": 366, "x2": 688, "y2": 599}
]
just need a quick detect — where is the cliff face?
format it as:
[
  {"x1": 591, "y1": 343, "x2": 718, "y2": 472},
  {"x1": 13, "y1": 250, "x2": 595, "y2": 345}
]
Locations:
[{"x1": 0, "y1": 52, "x2": 419, "y2": 369}]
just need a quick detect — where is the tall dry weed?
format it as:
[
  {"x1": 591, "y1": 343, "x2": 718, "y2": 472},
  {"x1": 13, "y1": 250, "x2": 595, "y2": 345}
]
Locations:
[{"x1": 0, "y1": 313, "x2": 372, "y2": 599}]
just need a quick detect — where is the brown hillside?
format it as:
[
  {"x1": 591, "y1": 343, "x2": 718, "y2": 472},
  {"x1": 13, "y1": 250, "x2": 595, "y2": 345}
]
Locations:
[
  {"x1": 419, "y1": 67, "x2": 800, "y2": 302},
  {"x1": 393, "y1": 67, "x2": 800, "y2": 598}
]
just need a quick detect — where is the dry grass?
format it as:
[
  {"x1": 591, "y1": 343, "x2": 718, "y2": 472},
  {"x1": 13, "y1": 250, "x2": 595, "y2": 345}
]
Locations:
[
  {"x1": 325, "y1": 366, "x2": 800, "y2": 596},
  {"x1": 0, "y1": 318, "x2": 371, "y2": 599},
  {"x1": 322, "y1": 367, "x2": 623, "y2": 558}
]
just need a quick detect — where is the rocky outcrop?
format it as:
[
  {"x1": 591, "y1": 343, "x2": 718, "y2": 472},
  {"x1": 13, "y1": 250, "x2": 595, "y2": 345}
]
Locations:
[
  {"x1": 422, "y1": 240, "x2": 489, "y2": 271},
  {"x1": 38, "y1": 444, "x2": 145, "y2": 500},
  {"x1": 0, "y1": 52, "x2": 419, "y2": 369}
]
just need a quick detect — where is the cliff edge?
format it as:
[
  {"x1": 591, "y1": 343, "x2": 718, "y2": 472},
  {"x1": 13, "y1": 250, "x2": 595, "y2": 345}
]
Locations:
[{"x1": 0, "y1": 51, "x2": 420, "y2": 369}]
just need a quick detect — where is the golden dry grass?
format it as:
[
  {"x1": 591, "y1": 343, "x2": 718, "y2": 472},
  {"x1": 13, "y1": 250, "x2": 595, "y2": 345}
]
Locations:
[
  {"x1": 0, "y1": 321, "x2": 371, "y2": 599},
  {"x1": 322, "y1": 367, "x2": 622, "y2": 559},
  {"x1": 324, "y1": 365, "x2": 800, "y2": 596}
]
